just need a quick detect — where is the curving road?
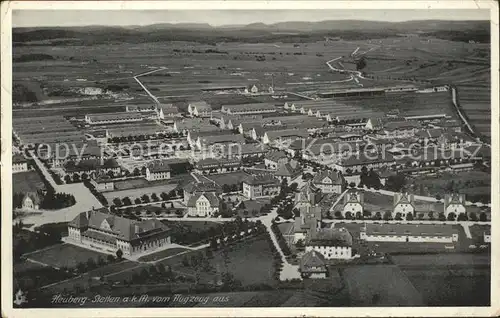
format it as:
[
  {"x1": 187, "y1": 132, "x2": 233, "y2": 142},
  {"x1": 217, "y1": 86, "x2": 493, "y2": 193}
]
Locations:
[{"x1": 21, "y1": 152, "x2": 104, "y2": 229}]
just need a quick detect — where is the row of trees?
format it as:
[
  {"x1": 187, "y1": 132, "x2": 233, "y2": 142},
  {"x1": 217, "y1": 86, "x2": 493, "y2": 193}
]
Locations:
[
  {"x1": 359, "y1": 167, "x2": 382, "y2": 189},
  {"x1": 170, "y1": 217, "x2": 263, "y2": 247},
  {"x1": 111, "y1": 189, "x2": 181, "y2": 208},
  {"x1": 328, "y1": 210, "x2": 488, "y2": 222},
  {"x1": 64, "y1": 170, "x2": 119, "y2": 184},
  {"x1": 13, "y1": 221, "x2": 64, "y2": 261},
  {"x1": 73, "y1": 254, "x2": 119, "y2": 274},
  {"x1": 221, "y1": 183, "x2": 243, "y2": 194},
  {"x1": 41, "y1": 190, "x2": 76, "y2": 209},
  {"x1": 270, "y1": 222, "x2": 292, "y2": 256}
]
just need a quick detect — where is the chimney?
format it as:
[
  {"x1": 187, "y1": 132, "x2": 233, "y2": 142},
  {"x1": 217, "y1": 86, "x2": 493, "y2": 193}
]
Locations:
[{"x1": 134, "y1": 225, "x2": 140, "y2": 233}]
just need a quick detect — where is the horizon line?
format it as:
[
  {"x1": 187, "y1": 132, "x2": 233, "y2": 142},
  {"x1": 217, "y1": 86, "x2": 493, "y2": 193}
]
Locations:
[{"x1": 13, "y1": 18, "x2": 491, "y2": 29}]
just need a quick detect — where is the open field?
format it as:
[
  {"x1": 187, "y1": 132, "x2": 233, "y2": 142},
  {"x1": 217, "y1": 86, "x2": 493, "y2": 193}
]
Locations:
[
  {"x1": 205, "y1": 235, "x2": 277, "y2": 286},
  {"x1": 456, "y1": 85, "x2": 491, "y2": 139},
  {"x1": 468, "y1": 224, "x2": 491, "y2": 244},
  {"x1": 363, "y1": 192, "x2": 393, "y2": 212},
  {"x1": 200, "y1": 171, "x2": 250, "y2": 186},
  {"x1": 390, "y1": 253, "x2": 490, "y2": 267},
  {"x1": 43, "y1": 260, "x2": 140, "y2": 293},
  {"x1": 332, "y1": 91, "x2": 456, "y2": 119},
  {"x1": 25, "y1": 243, "x2": 107, "y2": 269},
  {"x1": 13, "y1": 35, "x2": 489, "y2": 123},
  {"x1": 342, "y1": 265, "x2": 424, "y2": 306},
  {"x1": 404, "y1": 268, "x2": 490, "y2": 306},
  {"x1": 103, "y1": 183, "x2": 177, "y2": 201},
  {"x1": 13, "y1": 170, "x2": 46, "y2": 193}
]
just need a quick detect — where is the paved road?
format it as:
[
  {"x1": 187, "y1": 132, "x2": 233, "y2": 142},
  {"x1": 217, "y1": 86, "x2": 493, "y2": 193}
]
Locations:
[{"x1": 21, "y1": 153, "x2": 103, "y2": 229}]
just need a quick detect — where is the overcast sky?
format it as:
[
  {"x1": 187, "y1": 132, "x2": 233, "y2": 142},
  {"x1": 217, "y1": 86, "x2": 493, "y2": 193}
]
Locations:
[{"x1": 13, "y1": 9, "x2": 490, "y2": 28}]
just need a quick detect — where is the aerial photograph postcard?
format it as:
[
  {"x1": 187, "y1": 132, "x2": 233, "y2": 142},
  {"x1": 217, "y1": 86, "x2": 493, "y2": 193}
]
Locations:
[{"x1": 2, "y1": 1, "x2": 497, "y2": 316}]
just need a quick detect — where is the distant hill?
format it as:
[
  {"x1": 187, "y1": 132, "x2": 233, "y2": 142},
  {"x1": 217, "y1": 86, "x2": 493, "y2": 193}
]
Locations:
[{"x1": 12, "y1": 19, "x2": 490, "y2": 45}]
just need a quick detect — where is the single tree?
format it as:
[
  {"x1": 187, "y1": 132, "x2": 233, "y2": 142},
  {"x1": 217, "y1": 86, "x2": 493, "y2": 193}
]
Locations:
[{"x1": 116, "y1": 249, "x2": 123, "y2": 260}]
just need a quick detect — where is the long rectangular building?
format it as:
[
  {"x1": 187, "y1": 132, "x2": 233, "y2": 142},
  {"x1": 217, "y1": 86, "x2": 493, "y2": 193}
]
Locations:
[
  {"x1": 360, "y1": 223, "x2": 459, "y2": 243},
  {"x1": 85, "y1": 112, "x2": 145, "y2": 125},
  {"x1": 221, "y1": 103, "x2": 278, "y2": 115}
]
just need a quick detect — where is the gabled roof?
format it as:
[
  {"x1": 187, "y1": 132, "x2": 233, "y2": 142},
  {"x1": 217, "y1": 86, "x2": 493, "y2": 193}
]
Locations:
[
  {"x1": 366, "y1": 117, "x2": 385, "y2": 130},
  {"x1": 306, "y1": 228, "x2": 353, "y2": 247},
  {"x1": 243, "y1": 173, "x2": 280, "y2": 186},
  {"x1": 265, "y1": 150, "x2": 288, "y2": 162},
  {"x1": 299, "y1": 250, "x2": 327, "y2": 273},
  {"x1": 184, "y1": 181, "x2": 221, "y2": 193},
  {"x1": 159, "y1": 104, "x2": 179, "y2": 114},
  {"x1": 274, "y1": 162, "x2": 302, "y2": 177},
  {"x1": 23, "y1": 192, "x2": 41, "y2": 205},
  {"x1": 394, "y1": 192, "x2": 414, "y2": 207},
  {"x1": 265, "y1": 128, "x2": 309, "y2": 141},
  {"x1": 444, "y1": 193, "x2": 465, "y2": 207},
  {"x1": 147, "y1": 160, "x2": 172, "y2": 173},
  {"x1": 384, "y1": 120, "x2": 422, "y2": 131},
  {"x1": 13, "y1": 154, "x2": 27, "y2": 164},
  {"x1": 300, "y1": 181, "x2": 321, "y2": 195},
  {"x1": 174, "y1": 118, "x2": 218, "y2": 132},
  {"x1": 313, "y1": 170, "x2": 345, "y2": 185},
  {"x1": 127, "y1": 104, "x2": 156, "y2": 111},
  {"x1": 223, "y1": 103, "x2": 277, "y2": 113},
  {"x1": 187, "y1": 192, "x2": 220, "y2": 207},
  {"x1": 198, "y1": 134, "x2": 245, "y2": 145},
  {"x1": 190, "y1": 101, "x2": 212, "y2": 111},
  {"x1": 87, "y1": 112, "x2": 144, "y2": 121},
  {"x1": 70, "y1": 210, "x2": 169, "y2": 241},
  {"x1": 363, "y1": 223, "x2": 458, "y2": 237}
]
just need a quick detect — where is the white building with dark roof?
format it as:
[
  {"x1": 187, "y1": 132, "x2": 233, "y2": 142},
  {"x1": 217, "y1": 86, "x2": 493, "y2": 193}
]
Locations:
[
  {"x1": 183, "y1": 181, "x2": 221, "y2": 205},
  {"x1": 67, "y1": 209, "x2": 171, "y2": 256},
  {"x1": 158, "y1": 104, "x2": 181, "y2": 119},
  {"x1": 13, "y1": 154, "x2": 28, "y2": 173},
  {"x1": 242, "y1": 174, "x2": 280, "y2": 199},
  {"x1": 341, "y1": 189, "x2": 364, "y2": 217},
  {"x1": 85, "y1": 112, "x2": 145, "y2": 125},
  {"x1": 187, "y1": 192, "x2": 221, "y2": 217},
  {"x1": 188, "y1": 101, "x2": 212, "y2": 117},
  {"x1": 145, "y1": 160, "x2": 172, "y2": 181},
  {"x1": 312, "y1": 170, "x2": 345, "y2": 194},
  {"x1": 444, "y1": 193, "x2": 466, "y2": 218},
  {"x1": 393, "y1": 192, "x2": 415, "y2": 218},
  {"x1": 263, "y1": 128, "x2": 309, "y2": 145},
  {"x1": 221, "y1": 103, "x2": 277, "y2": 115},
  {"x1": 299, "y1": 250, "x2": 328, "y2": 279},
  {"x1": 21, "y1": 192, "x2": 41, "y2": 210},
  {"x1": 305, "y1": 227, "x2": 353, "y2": 260},
  {"x1": 360, "y1": 223, "x2": 459, "y2": 243},
  {"x1": 264, "y1": 150, "x2": 289, "y2": 169}
]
